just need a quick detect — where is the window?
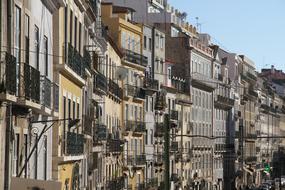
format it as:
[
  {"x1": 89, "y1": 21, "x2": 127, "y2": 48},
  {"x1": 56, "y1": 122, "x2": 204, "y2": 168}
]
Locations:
[
  {"x1": 150, "y1": 129, "x2": 153, "y2": 144},
  {"x1": 63, "y1": 97, "x2": 66, "y2": 153},
  {"x1": 73, "y1": 101, "x2": 76, "y2": 119},
  {"x1": 74, "y1": 16, "x2": 77, "y2": 48},
  {"x1": 149, "y1": 38, "x2": 152, "y2": 50},
  {"x1": 145, "y1": 130, "x2": 148, "y2": 144},
  {"x1": 43, "y1": 135, "x2": 47, "y2": 180},
  {"x1": 79, "y1": 22, "x2": 82, "y2": 53},
  {"x1": 70, "y1": 10, "x2": 73, "y2": 44},
  {"x1": 44, "y1": 36, "x2": 48, "y2": 76},
  {"x1": 160, "y1": 36, "x2": 164, "y2": 49},
  {"x1": 68, "y1": 99, "x2": 71, "y2": 131},
  {"x1": 35, "y1": 26, "x2": 39, "y2": 70},
  {"x1": 150, "y1": 97, "x2": 153, "y2": 112},
  {"x1": 168, "y1": 67, "x2": 171, "y2": 79},
  {"x1": 143, "y1": 36, "x2": 147, "y2": 49},
  {"x1": 25, "y1": 14, "x2": 29, "y2": 64},
  {"x1": 64, "y1": 6, "x2": 68, "y2": 44},
  {"x1": 77, "y1": 103, "x2": 80, "y2": 119},
  {"x1": 145, "y1": 96, "x2": 149, "y2": 111}
]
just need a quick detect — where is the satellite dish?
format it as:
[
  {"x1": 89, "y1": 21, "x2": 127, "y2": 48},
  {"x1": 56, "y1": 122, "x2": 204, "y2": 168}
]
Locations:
[{"x1": 115, "y1": 67, "x2": 128, "y2": 80}]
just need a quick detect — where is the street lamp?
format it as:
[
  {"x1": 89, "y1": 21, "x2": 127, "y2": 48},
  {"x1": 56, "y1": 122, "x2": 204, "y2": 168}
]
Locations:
[{"x1": 17, "y1": 118, "x2": 80, "y2": 177}]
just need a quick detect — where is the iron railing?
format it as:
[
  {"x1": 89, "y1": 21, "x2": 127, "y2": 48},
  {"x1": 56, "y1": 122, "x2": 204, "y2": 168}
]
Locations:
[
  {"x1": 123, "y1": 49, "x2": 148, "y2": 67},
  {"x1": 40, "y1": 76, "x2": 51, "y2": 108},
  {"x1": 94, "y1": 124, "x2": 108, "y2": 142},
  {"x1": 107, "y1": 177, "x2": 125, "y2": 190},
  {"x1": 144, "y1": 77, "x2": 159, "y2": 91},
  {"x1": 107, "y1": 139, "x2": 124, "y2": 153},
  {"x1": 170, "y1": 110, "x2": 179, "y2": 120},
  {"x1": 66, "y1": 132, "x2": 84, "y2": 155},
  {"x1": 109, "y1": 79, "x2": 123, "y2": 99},
  {"x1": 53, "y1": 83, "x2": 59, "y2": 112},
  {"x1": 0, "y1": 52, "x2": 17, "y2": 94},
  {"x1": 146, "y1": 178, "x2": 158, "y2": 188},
  {"x1": 125, "y1": 120, "x2": 146, "y2": 133},
  {"x1": 83, "y1": 115, "x2": 93, "y2": 136},
  {"x1": 64, "y1": 43, "x2": 83, "y2": 77},
  {"x1": 154, "y1": 123, "x2": 164, "y2": 137},
  {"x1": 23, "y1": 63, "x2": 40, "y2": 103},
  {"x1": 94, "y1": 72, "x2": 108, "y2": 93}
]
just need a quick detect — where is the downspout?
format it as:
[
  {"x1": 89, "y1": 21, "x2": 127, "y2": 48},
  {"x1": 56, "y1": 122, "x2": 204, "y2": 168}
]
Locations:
[{"x1": 4, "y1": 1, "x2": 12, "y2": 190}]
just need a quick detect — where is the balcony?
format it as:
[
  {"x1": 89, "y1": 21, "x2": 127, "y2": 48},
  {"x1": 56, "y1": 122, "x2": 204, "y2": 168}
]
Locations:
[
  {"x1": 83, "y1": 114, "x2": 93, "y2": 136},
  {"x1": 170, "y1": 142, "x2": 179, "y2": 152},
  {"x1": 108, "y1": 79, "x2": 123, "y2": 100},
  {"x1": 191, "y1": 72, "x2": 216, "y2": 92},
  {"x1": 65, "y1": 42, "x2": 83, "y2": 77},
  {"x1": 171, "y1": 173, "x2": 180, "y2": 183},
  {"x1": 94, "y1": 72, "x2": 107, "y2": 94},
  {"x1": 0, "y1": 52, "x2": 17, "y2": 95},
  {"x1": 137, "y1": 183, "x2": 145, "y2": 190},
  {"x1": 124, "y1": 120, "x2": 146, "y2": 134},
  {"x1": 146, "y1": 178, "x2": 158, "y2": 189},
  {"x1": 94, "y1": 124, "x2": 108, "y2": 143},
  {"x1": 214, "y1": 95, "x2": 234, "y2": 110},
  {"x1": 107, "y1": 177, "x2": 125, "y2": 190},
  {"x1": 53, "y1": 83, "x2": 59, "y2": 112},
  {"x1": 241, "y1": 71, "x2": 257, "y2": 83},
  {"x1": 107, "y1": 139, "x2": 124, "y2": 153},
  {"x1": 122, "y1": 49, "x2": 148, "y2": 68},
  {"x1": 143, "y1": 77, "x2": 159, "y2": 93},
  {"x1": 245, "y1": 156, "x2": 257, "y2": 163},
  {"x1": 154, "y1": 92, "x2": 166, "y2": 111},
  {"x1": 154, "y1": 122, "x2": 164, "y2": 137},
  {"x1": 170, "y1": 110, "x2": 178, "y2": 120},
  {"x1": 127, "y1": 154, "x2": 146, "y2": 166},
  {"x1": 154, "y1": 154, "x2": 163, "y2": 166},
  {"x1": 66, "y1": 132, "x2": 84, "y2": 155},
  {"x1": 40, "y1": 76, "x2": 51, "y2": 108},
  {"x1": 23, "y1": 63, "x2": 40, "y2": 103}
]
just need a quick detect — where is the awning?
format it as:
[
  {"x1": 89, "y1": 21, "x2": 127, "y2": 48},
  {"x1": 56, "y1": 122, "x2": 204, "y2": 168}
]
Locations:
[{"x1": 11, "y1": 177, "x2": 61, "y2": 190}]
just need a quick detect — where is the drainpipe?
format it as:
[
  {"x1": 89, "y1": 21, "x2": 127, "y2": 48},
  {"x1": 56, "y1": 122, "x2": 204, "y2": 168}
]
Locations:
[{"x1": 4, "y1": 1, "x2": 12, "y2": 190}]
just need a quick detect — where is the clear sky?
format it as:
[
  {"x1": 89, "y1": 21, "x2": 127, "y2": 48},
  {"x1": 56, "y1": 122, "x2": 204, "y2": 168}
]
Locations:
[{"x1": 168, "y1": 0, "x2": 285, "y2": 72}]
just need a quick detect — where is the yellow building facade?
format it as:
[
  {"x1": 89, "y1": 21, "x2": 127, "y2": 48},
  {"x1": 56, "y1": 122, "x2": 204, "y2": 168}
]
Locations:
[{"x1": 102, "y1": 3, "x2": 147, "y2": 189}]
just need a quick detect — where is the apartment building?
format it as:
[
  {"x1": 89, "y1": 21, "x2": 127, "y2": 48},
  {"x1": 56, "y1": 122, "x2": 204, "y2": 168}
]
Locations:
[
  {"x1": 0, "y1": 0, "x2": 62, "y2": 189},
  {"x1": 52, "y1": 0, "x2": 102, "y2": 189},
  {"x1": 211, "y1": 46, "x2": 235, "y2": 190},
  {"x1": 101, "y1": 3, "x2": 147, "y2": 189}
]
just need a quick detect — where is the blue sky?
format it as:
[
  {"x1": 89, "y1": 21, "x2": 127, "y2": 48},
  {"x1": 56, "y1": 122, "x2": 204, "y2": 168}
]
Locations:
[{"x1": 168, "y1": 0, "x2": 285, "y2": 72}]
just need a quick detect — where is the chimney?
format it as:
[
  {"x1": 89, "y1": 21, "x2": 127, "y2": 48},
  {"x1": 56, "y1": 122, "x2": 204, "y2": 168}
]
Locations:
[{"x1": 271, "y1": 65, "x2": 275, "y2": 74}]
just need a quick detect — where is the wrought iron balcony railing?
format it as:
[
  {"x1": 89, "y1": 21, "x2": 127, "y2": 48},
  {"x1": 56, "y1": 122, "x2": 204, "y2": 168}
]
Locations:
[
  {"x1": 0, "y1": 52, "x2": 17, "y2": 95},
  {"x1": 53, "y1": 83, "x2": 59, "y2": 112},
  {"x1": 214, "y1": 95, "x2": 234, "y2": 110},
  {"x1": 23, "y1": 63, "x2": 40, "y2": 103},
  {"x1": 170, "y1": 142, "x2": 179, "y2": 152},
  {"x1": 146, "y1": 178, "x2": 158, "y2": 188},
  {"x1": 66, "y1": 132, "x2": 84, "y2": 155},
  {"x1": 107, "y1": 177, "x2": 125, "y2": 190},
  {"x1": 125, "y1": 120, "x2": 146, "y2": 133},
  {"x1": 65, "y1": 42, "x2": 83, "y2": 77},
  {"x1": 127, "y1": 154, "x2": 146, "y2": 166},
  {"x1": 122, "y1": 49, "x2": 148, "y2": 67},
  {"x1": 154, "y1": 123, "x2": 164, "y2": 137},
  {"x1": 40, "y1": 76, "x2": 51, "y2": 108},
  {"x1": 83, "y1": 114, "x2": 93, "y2": 136},
  {"x1": 107, "y1": 139, "x2": 124, "y2": 153},
  {"x1": 245, "y1": 156, "x2": 257, "y2": 163},
  {"x1": 144, "y1": 77, "x2": 159, "y2": 91},
  {"x1": 170, "y1": 110, "x2": 178, "y2": 120},
  {"x1": 94, "y1": 72, "x2": 108, "y2": 93},
  {"x1": 109, "y1": 79, "x2": 123, "y2": 100},
  {"x1": 94, "y1": 124, "x2": 108, "y2": 142},
  {"x1": 155, "y1": 92, "x2": 166, "y2": 111}
]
